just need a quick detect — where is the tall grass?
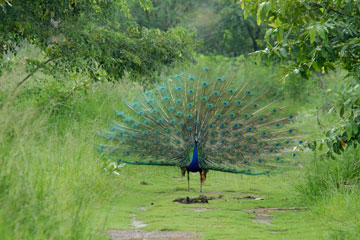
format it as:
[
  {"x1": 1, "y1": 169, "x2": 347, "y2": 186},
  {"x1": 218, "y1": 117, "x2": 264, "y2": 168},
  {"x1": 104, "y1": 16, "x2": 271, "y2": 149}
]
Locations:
[
  {"x1": 316, "y1": 191, "x2": 360, "y2": 239},
  {"x1": 296, "y1": 146, "x2": 360, "y2": 203},
  {"x1": 0, "y1": 81, "x2": 129, "y2": 239}
]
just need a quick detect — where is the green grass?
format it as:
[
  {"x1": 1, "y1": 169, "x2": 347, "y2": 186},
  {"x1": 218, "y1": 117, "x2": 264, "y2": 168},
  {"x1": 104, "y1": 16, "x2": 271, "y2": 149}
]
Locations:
[
  {"x1": 0, "y1": 52, "x2": 360, "y2": 239},
  {"x1": 97, "y1": 165, "x2": 327, "y2": 239},
  {"x1": 313, "y1": 191, "x2": 360, "y2": 239},
  {"x1": 0, "y1": 108, "x2": 106, "y2": 239},
  {"x1": 0, "y1": 80, "x2": 127, "y2": 239}
]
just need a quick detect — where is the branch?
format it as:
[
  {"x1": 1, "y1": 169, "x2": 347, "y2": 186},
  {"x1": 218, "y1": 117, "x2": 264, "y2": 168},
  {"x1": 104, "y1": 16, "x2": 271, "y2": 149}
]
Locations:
[
  {"x1": 310, "y1": 2, "x2": 360, "y2": 19},
  {"x1": 0, "y1": 55, "x2": 61, "y2": 110},
  {"x1": 15, "y1": 56, "x2": 60, "y2": 89}
]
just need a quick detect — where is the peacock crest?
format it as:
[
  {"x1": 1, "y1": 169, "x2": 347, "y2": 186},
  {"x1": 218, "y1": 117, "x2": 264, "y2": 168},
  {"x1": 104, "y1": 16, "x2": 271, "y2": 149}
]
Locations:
[{"x1": 99, "y1": 65, "x2": 304, "y2": 191}]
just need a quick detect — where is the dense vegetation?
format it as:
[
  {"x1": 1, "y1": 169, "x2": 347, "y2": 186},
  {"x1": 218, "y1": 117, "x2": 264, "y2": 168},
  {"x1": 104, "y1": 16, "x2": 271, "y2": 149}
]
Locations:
[
  {"x1": 242, "y1": 0, "x2": 360, "y2": 156},
  {"x1": 1, "y1": 0, "x2": 359, "y2": 239},
  {"x1": 131, "y1": 0, "x2": 267, "y2": 56},
  {"x1": 0, "y1": 0, "x2": 197, "y2": 85}
]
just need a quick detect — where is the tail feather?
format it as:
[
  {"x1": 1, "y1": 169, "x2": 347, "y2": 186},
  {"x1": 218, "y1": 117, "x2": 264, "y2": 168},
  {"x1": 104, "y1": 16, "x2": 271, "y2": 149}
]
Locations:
[{"x1": 99, "y1": 65, "x2": 305, "y2": 174}]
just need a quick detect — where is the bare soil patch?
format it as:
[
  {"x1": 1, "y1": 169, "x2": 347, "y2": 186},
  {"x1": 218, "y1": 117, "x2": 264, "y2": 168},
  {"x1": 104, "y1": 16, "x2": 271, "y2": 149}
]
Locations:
[
  {"x1": 173, "y1": 195, "x2": 223, "y2": 204},
  {"x1": 244, "y1": 208, "x2": 306, "y2": 225}
]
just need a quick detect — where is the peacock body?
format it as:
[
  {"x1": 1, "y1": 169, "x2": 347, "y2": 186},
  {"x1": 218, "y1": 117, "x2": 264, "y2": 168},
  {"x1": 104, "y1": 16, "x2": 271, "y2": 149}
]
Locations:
[{"x1": 99, "y1": 65, "x2": 303, "y2": 192}]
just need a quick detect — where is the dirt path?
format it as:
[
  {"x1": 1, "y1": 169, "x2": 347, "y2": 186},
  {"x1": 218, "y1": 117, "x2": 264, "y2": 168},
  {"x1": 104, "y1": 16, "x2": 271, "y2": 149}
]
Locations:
[
  {"x1": 107, "y1": 204, "x2": 200, "y2": 240},
  {"x1": 101, "y1": 171, "x2": 324, "y2": 239},
  {"x1": 106, "y1": 194, "x2": 305, "y2": 239},
  {"x1": 107, "y1": 230, "x2": 199, "y2": 240}
]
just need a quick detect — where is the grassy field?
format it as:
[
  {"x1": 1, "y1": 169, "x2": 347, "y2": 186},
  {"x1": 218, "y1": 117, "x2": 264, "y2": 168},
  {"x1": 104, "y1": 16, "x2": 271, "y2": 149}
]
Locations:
[
  {"x1": 1, "y1": 52, "x2": 360, "y2": 239},
  {"x1": 97, "y1": 165, "x2": 326, "y2": 240},
  {"x1": 97, "y1": 155, "x2": 360, "y2": 239}
]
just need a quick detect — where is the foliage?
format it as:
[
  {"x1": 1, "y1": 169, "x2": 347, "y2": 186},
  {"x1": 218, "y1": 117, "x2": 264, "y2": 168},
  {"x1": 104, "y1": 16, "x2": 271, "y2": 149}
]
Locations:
[
  {"x1": 241, "y1": 0, "x2": 360, "y2": 157},
  {"x1": 316, "y1": 82, "x2": 360, "y2": 157},
  {"x1": 198, "y1": 0, "x2": 267, "y2": 55},
  {"x1": 241, "y1": 0, "x2": 360, "y2": 79},
  {"x1": 0, "y1": 0, "x2": 12, "y2": 9},
  {"x1": 131, "y1": 0, "x2": 194, "y2": 31},
  {"x1": 0, "y1": 0, "x2": 197, "y2": 85},
  {"x1": 132, "y1": 0, "x2": 267, "y2": 56},
  {"x1": 296, "y1": 146, "x2": 360, "y2": 203}
]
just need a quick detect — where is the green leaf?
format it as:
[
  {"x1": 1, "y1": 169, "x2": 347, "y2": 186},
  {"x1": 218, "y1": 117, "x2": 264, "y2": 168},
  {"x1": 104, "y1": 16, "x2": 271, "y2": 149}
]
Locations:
[
  {"x1": 262, "y1": 2, "x2": 272, "y2": 19},
  {"x1": 316, "y1": 26, "x2": 326, "y2": 40},
  {"x1": 324, "y1": 62, "x2": 336, "y2": 71},
  {"x1": 340, "y1": 45, "x2": 348, "y2": 57},
  {"x1": 265, "y1": 28, "x2": 273, "y2": 40},
  {"x1": 257, "y1": 2, "x2": 266, "y2": 25},
  {"x1": 340, "y1": 105, "x2": 345, "y2": 117},
  {"x1": 244, "y1": 7, "x2": 250, "y2": 19},
  {"x1": 280, "y1": 48, "x2": 287, "y2": 57},
  {"x1": 277, "y1": 28, "x2": 284, "y2": 43},
  {"x1": 345, "y1": 0, "x2": 353, "y2": 14},
  {"x1": 309, "y1": 27, "x2": 316, "y2": 44},
  {"x1": 321, "y1": 48, "x2": 328, "y2": 58},
  {"x1": 326, "y1": 139, "x2": 332, "y2": 149},
  {"x1": 312, "y1": 61, "x2": 320, "y2": 71},
  {"x1": 352, "y1": 121, "x2": 358, "y2": 135},
  {"x1": 345, "y1": 122, "x2": 353, "y2": 139},
  {"x1": 257, "y1": 12, "x2": 262, "y2": 25}
]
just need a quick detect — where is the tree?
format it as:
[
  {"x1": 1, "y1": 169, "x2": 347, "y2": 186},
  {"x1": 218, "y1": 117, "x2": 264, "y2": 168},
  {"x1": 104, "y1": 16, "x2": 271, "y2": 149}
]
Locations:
[
  {"x1": 131, "y1": 0, "x2": 267, "y2": 56},
  {"x1": 241, "y1": 0, "x2": 360, "y2": 156},
  {"x1": 0, "y1": 0, "x2": 197, "y2": 86},
  {"x1": 241, "y1": 0, "x2": 359, "y2": 79},
  {"x1": 131, "y1": 0, "x2": 195, "y2": 31},
  {"x1": 201, "y1": 1, "x2": 266, "y2": 56}
]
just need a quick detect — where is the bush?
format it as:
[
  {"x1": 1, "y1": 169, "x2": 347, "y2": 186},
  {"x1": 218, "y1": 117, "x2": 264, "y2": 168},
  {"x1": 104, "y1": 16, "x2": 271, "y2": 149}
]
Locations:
[{"x1": 296, "y1": 146, "x2": 360, "y2": 203}]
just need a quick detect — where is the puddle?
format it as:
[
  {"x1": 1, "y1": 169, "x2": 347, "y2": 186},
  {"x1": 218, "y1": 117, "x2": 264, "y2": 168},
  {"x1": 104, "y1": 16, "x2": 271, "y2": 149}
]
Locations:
[
  {"x1": 207, "y1": 191, "x2": 264, "y2": 200},
  {"x1": 208, "y1": 190, "x2": 244, "y2": 194},
  {"x1": 208, "y1": 191, "x2": 263, "y2": 197},
  {"x1": 107, "y1": 230, "x2": 199, "y2": 240},
  {"x1": 172, "y1": 177, "x2": 183, "y2": 181},
  {"x1": 188, "y1": 208, "x2": 212, "y2": 212},
  {"x1": 234, "y1": 195, "x2": 264, "y2": 200},
  {"x1": 130, "y1": 208, "x2": 148, "y2": 229},
  {"x1": 131, "y1": 219, "x2": 147, "y2": 229},
  {"x1": 267, "y1": 229, "x2": 288, "y2": 234},
  {"x1": 244, "y1": 208, "x2": 305, "y2": 225},
  {"x1": 134, "y1": 206, "x2": 148, "y2": 211}
]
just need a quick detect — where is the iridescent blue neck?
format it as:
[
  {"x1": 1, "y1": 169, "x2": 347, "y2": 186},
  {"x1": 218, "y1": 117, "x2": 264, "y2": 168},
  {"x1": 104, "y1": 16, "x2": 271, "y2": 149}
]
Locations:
[{"x1": 186, "y1": 142, "x2": 201, "y2": 172}]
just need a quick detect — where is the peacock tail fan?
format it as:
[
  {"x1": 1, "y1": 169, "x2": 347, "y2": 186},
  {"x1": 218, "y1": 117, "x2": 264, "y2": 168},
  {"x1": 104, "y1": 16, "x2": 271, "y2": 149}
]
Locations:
[{"x1": 99, "y1": 65, "x2": 305, "y2": 175}]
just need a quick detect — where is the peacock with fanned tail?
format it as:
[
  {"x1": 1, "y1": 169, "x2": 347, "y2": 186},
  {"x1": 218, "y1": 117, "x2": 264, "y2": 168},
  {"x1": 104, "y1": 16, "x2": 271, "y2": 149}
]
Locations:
[{"x1": 99, "y1": 66, "x2": 304, "y2": 192}]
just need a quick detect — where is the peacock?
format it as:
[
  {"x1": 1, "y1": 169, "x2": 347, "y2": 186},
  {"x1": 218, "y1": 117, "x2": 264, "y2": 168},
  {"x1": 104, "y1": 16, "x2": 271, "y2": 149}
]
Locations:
[{"x1": 99, "y1": 65, "x2": 304, "y2": 192}]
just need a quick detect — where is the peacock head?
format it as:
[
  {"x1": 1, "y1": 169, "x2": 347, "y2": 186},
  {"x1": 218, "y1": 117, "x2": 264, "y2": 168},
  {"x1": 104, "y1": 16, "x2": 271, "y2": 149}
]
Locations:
[{"x1": 194, "y1": 134, "x2": 199, "y2": 144}]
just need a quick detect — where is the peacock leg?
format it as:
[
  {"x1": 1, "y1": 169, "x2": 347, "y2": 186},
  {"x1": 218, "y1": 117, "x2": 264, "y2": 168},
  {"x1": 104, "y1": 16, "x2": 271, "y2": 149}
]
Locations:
[
  {"x1": 199, "y1": 171, "x2": 202, "y2": 193},
  {"x1": 187, "y1": 170, "x2": 190, "y2": 192}
]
